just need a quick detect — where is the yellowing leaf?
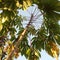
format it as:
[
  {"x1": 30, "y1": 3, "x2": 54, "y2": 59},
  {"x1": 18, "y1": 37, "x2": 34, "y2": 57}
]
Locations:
[
  {"x1": 3, "y1": 7, "x2": 7, "y2": 10},
  {"x1": 16, "y1": 1, "x2": 22, "y2": 8},
  {"x1": 2, "y1": 17, "x2": 8, "y2": 23},
  {"x1": 7, "y1": 40, "x2": 12, "y2": 44},
  {"x1": 0, "y1": 48, "x2": 2, "y2": 55},
  {"x1": 34, "y1": 49, "x2": 40, "y2": 57},
  {"x1": 51, "y1": 49, "x2": 57, "y2": 57},
  {"x1": 5, "y1": 41, "x2": 13, "y2": 54},
  {"x1": 14, "y1": 52, "x2": 19, "y2": 58},
  {"x1": 26, "y1": 0, "x2": 32, "y2": 7},
  {"x1": 12, "y1": 45, "x2": 14, "y2": 50},
  {"x1": 0, "y1": 21, "x2": 3, "y2": 31},
  {"x1": 26, "y1": 49, "x2": 30, "y2": 55},
  {"x1": 50, "y1": 42, "x2": 59, "y2": 59},
  {"x1": 23, "y1": 0, "x2": 32, "y2": 10},
  {"x1": 54, "y1": 35, "x2": 58, "y2": 39},
  {"x1": 35, "y1": 51, "x2": 39, "y2": 57}
]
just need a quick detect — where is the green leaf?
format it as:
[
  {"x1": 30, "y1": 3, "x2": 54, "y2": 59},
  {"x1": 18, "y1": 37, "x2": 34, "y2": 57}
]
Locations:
[
  {"x1": 54, "y1": 1, "x2": 60, "y2": 12},
  {"x1": 26, "y1": 48, "x2": 31, "y2": 56},
  {"x1": 45, "y1": 43, "x2": 53, "y2": 57},
  {"x1": 28, "y1": 26, "x2": 36, "y2": 35},
  {"x1": 54, "y1": 35, "x2": 60, "y2": 45}
]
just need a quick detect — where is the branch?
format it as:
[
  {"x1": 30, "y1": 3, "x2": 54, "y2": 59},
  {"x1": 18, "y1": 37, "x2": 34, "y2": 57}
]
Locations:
[{"x1": 6, "y1": 14, "x2": 33, "y2": 60}]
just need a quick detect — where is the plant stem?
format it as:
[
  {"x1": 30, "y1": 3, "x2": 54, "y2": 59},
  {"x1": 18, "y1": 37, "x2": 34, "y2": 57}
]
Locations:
[{"x1": 6, "y1": 14, "x2": 33, "y2": 60}]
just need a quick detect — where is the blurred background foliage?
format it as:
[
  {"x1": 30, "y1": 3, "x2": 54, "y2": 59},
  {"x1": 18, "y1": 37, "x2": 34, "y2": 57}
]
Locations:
[{"x1": 0, "y1": 0, "x2": 60, "y2": 60}]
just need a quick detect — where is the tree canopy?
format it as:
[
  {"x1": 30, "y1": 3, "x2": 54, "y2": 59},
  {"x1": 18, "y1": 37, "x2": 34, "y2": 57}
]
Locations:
[{"x1": 0, "y1": 0, "x2": 60, "y2": 60}]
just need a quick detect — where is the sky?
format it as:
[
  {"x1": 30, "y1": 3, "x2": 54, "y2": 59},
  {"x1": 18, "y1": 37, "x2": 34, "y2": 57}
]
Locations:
[
  {"x1": 14, "y1": 50, "x2": 60, "y2": 60},
  {"x1": 14, "y1": 4, "x2": 60, "y2": 60}
]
